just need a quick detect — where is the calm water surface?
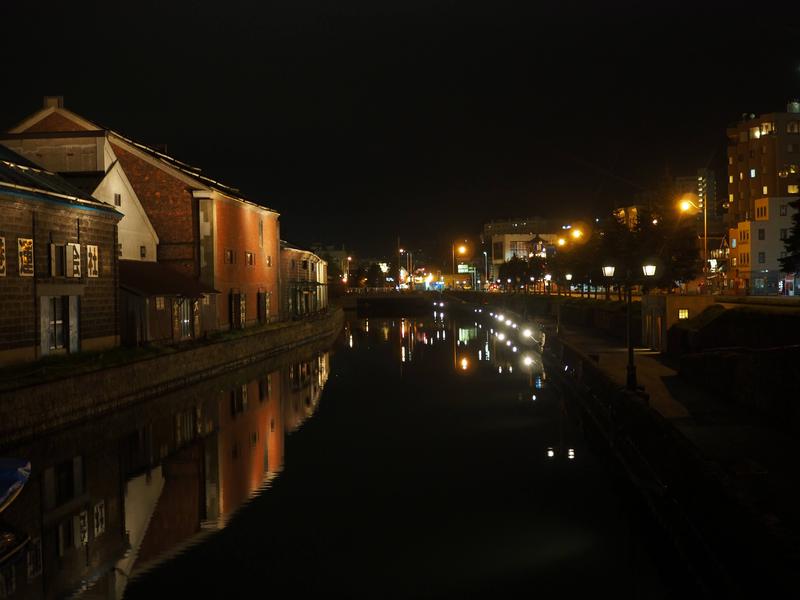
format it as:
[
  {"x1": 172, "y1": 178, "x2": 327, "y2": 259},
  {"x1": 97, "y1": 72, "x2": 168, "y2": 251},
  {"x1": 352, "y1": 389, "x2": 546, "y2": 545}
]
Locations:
[{"x1": 2, "y1": 311, "x2": 692, "y2": 599}]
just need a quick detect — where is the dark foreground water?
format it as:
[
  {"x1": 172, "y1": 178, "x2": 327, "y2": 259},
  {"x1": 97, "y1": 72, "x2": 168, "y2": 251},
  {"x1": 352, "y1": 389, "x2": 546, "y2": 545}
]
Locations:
[{"x1": 1, "y1": 312, "x2": 694, "y2": 599}]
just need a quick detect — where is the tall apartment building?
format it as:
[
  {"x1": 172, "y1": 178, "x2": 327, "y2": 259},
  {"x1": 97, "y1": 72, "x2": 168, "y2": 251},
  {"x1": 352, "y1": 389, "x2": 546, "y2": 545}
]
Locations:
[{"x1": 726, "y1": 102, "x2": 800, "y2": 293}]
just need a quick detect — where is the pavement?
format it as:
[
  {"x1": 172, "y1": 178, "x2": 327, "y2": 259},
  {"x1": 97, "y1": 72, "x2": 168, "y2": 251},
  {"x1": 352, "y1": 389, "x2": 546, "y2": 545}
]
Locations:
[{"x1": 558, "y1": 324, "x2": 800, "y2": 552}]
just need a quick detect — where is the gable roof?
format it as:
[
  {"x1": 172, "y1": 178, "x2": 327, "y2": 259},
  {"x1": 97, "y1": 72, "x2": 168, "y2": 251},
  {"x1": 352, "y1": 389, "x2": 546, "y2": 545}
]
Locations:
[
  {"x1": 10, "y1": 104, "x2": 277, "y2": 213},
  {"x1": 0, "y1": 146, "x2": 119, "y2": 214}
]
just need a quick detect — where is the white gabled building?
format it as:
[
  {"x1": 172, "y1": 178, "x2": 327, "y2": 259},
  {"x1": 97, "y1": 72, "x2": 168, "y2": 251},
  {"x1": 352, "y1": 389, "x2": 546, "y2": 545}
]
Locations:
[{"x1": 1, "y1": 96, "x2": 159, "y2": 262}]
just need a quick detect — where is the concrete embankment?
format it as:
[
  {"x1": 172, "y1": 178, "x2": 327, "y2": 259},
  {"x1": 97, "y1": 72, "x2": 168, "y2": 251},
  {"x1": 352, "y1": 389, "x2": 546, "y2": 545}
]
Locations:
[{"x1": 0, "y1": 308, "x2": 344, "y2": 446}]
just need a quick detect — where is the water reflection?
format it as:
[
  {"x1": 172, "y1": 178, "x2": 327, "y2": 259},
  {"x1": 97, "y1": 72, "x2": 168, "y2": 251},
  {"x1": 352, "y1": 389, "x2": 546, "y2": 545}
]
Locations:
[{"x1": 0, "y1": 351, "x2": 329, "y2": 599}]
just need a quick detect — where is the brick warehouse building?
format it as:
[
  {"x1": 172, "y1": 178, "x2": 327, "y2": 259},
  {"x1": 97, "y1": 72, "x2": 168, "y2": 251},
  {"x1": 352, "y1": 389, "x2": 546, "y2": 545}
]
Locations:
[
  {"x1": 0, "y1": 146, "x2": 120, "y2": 365},
  {"x1": 4, "y1": 98, "x2": 281, "y2": 332}
]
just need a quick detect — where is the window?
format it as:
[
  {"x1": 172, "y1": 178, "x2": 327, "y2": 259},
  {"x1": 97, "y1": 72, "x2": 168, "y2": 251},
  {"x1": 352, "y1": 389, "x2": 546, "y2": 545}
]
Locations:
[
  {"x1": 155, "y1": 296, "x2": 165, "y2": 310},
  {"x1": 749, "y1": 126, "x2": 761, "y2": 139},
  {"x1": 729, "y1": 175, "x2": 734, "y2": 183},
  {"x1": 781, "y1": 204, "x2": 788, "y2": 216},
  {"x1": 48, "y1": 296, "x2": 68, "y2": 350},
  {"x1": 678, "y1": 309, "x2": 689, "y2": 320},
  {"x1": 302, "y1": 260, "x2": 309, "y2": 270},
  {"x1": 267, "y1": 255, "x2": 272, "y2": 267},
  {"x1": 26, "y1": 538, "x2": 42, "y2": 579},
  {"x1": 180, "y1": 299, "x2": 193, "y2": 338},
  {"x1": 93, "y1": 501, "x2": 106, "y2": 537},
  {"x1": 758, "y1": 228, "x2": 765, "y2": 240},
  {"x1": 114, "y1": 193, "x2": 121, "y2": 206},
  {"x1": 245, "y1": 251, "x2": 255, "y2": 266},
  {"x1": 790, "y1": 144, "x2": 798, "y2": 153},
  {"x1": 117, "y1": 243, "x2": 122, "y2": 258},
  {"x1": 0, "y1": 565, "x2": 15, "y2": 597},
  {"x1": 763, "y1": 186, "x2": 769, "y2": 195},
  {"x1": 758, "y1": 252, "x2": 766, "y2": 264},
  {"x1": 789, "y1": 184, "x2": 799, "y2": 194},
  {"x1": 50, "y1": 244, "x2": 66, "y2": 276},
  {"x1": 258, "y1": 219, "x2": 263, "y2": 249},
  {"x1": 224, "y1": 249, "x2": 236, "y2": 264},
  {"x1": 788, "y1": 121, "x2": 799, "y2": 133},
  {"x1": 728, "y1": 156, "x2": 734, "y2": 165},
  {"x1": 739, "y1": 172, "x2": 743, "y2": 181},
  {"x1": 780, "y1": 229, "x2": 788, "y2": 240},
  {"x1": 43, "y1": 457, "x2": 84, "y2": 510},
  {"x1": 750, "y1": 168, "x2": 756, "y2": 178},
  {"x1": 140, "y1": 245, "x2": 146, "y2": 258},
  {"x1": 729, "y1": 193, "x2": 734, "y2": 203},
  {"x1": 762, "y1": 145, "x2": 768, "y2": 155},
  {"x1": 202, "y1": 294, "x2": 210, "y2": 306}
]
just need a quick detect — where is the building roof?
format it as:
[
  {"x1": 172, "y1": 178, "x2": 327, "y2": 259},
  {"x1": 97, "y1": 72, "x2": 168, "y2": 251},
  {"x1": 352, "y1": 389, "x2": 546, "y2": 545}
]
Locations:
[
  {"x1": 0, "y1": 146, "x2": 118, "y2": 214},
  {"x1": 59, "y1": 171, "x2": 107, "y2": 195},
  {"x1": 7, "y1": 103, "x2": 277, "y2": 213},
  {"x1": 119, "y1": 260, "x2": 218, "y2": 298}
]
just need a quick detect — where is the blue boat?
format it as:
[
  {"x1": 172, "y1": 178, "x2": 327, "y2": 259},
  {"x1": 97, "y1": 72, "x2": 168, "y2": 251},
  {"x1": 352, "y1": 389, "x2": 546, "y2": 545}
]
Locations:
[{"x1": 0, "y1": 459, "x2": 31, "y2": 514}]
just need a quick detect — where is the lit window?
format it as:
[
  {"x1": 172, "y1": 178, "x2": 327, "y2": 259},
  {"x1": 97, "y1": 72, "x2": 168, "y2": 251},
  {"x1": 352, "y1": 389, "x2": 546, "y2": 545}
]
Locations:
[
  {"x1": 224, "y1": 249, "x2": 235, "y2": 264},
  {"x1": 750, "y1": 168, "x2": 756, "y2": 178},
  {"x1": 750, "y1": 126, "x2": 760, "y2": 139},
  {"x1": 678, "y1": 309, "x2": 689, "y2": 320},
  {"x1": 245, "y1": 251, "x2": 255, "y2": 266},
  {"x1": 267, "y1": 255, "x2": 272, "y2": 267},
  {"x1": 739, "y1": 172, "x2": 744, "y2": 181},
  {"x1": 788, "y1": 121, "x2": 799, "y2": 134},
  {"x1": 789, "y1": 184, "x2": 799, "y2": 194},
  {"x1": 729, "y1": 193, "x2": 734, "y2": 202},
  {"x1": 729, "y1": 175, "x2": 734, "y2": 183},
  {"x1": 155, "y1": 296, "x2": 165, "y2": 310},
  {"x1": 728, "y1": 156, "x2": 734, "y2": 165},
  {"x1": 763, "y1": 186, "x2": 769, "y2": 195}
]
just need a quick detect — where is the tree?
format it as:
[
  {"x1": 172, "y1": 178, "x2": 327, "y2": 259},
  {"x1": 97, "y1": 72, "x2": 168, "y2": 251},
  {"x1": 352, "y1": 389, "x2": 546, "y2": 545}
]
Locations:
[
  {"x1": 498, "y1": 256, "x2": 529, "y2": 291},
  {"x1": 779, "y1": 198, "x2": 800, "y2": 274},
  {"x1": 366, "y1": 263, "x2": 385, "y2": 287}
]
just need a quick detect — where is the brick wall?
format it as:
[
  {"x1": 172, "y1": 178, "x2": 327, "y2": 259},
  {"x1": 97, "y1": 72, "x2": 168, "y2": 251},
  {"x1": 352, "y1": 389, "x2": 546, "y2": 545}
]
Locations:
[
  {"x1": 0, "y1": 308, "x2": 343, "y2": 447},
  {"x1": 0, "y1": 191, "x2": 119, "y2": 361},
  {"x1": 25, "y1": 111, "x2": 92, "y2": 133},
  {"x1": 110, "y1": 143, "x2": 197, "y2": 278},
  {"x1": 214, "y1": 197, "x2": 280, "y2": 326}
]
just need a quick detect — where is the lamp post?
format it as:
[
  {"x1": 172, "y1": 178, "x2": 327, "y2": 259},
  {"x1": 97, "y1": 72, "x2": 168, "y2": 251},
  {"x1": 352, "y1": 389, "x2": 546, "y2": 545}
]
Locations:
[
  {"x1": 482, "y1": 251, "x2": 488, "y2": 289},
  {"x1": 680, "y1": 197, "x2": 707, "y2": 292},
  {"x1": 602, "y1": 262, "x2": 657, "y2": 391},
  {"x1": 452, "y1": 242, "x2": 467, "y2": 290}
]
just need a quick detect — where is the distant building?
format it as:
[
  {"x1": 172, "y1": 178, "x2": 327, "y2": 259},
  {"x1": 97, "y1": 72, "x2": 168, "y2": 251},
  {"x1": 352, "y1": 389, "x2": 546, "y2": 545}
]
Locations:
[
  {"x1": 3, "y1": 97, "x2": 280, "y2": 334},
  {"x1": 481, "y1": 217, "x2": 562, "y2": 282},
  {"x1": 280, "y1": 242, "x2": 328, "y2": 319},
  {"x1": 728, "y1": 196, "x2": 797, "y2": 294},
  {"x1": 0, "y1": 146, "x2": 121, "y2": 365},
  {"x1": 725, "y1": 102, "x2": 800, "y2": 293}
]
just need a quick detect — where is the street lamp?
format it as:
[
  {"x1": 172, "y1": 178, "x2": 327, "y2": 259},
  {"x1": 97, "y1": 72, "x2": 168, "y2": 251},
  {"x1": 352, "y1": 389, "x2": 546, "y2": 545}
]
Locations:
[
  {"x1": 482, "y1": 251, "x2": 488, "y2": 289},
  {"x1": 452, "y1": 242, "x2": 467, "y2": 289},
  {"x1": 679, "y1": 196, "x2": 707, "y2": 291},
  {"x1": 602, "y1": 261, "x2": 657, "y2": 391}
]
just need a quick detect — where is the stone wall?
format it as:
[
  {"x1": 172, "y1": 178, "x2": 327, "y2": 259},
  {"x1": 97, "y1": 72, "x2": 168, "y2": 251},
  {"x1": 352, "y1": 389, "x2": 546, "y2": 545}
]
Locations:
[{"x1": 0, "y1": 308, "x2": 343, "y2": 446}]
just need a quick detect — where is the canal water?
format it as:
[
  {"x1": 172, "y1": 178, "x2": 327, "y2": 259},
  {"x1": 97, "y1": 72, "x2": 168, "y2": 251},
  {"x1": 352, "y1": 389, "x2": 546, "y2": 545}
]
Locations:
[{"x1": 1, "y1": 310, "x2": 694, "y2": 599}]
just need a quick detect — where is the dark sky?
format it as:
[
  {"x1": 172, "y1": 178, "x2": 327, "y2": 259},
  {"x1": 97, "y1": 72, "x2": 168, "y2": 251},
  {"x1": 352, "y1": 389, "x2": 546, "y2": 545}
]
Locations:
[{"x1": 4, "y1": 1, "x2": 800, "y2": 263}]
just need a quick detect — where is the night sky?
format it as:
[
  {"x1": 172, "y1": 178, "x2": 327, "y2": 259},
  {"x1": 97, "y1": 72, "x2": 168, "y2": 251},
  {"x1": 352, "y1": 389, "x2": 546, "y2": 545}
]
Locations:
[{"x1": 4, "y1": 2, "x2": 800, "y2": 263}]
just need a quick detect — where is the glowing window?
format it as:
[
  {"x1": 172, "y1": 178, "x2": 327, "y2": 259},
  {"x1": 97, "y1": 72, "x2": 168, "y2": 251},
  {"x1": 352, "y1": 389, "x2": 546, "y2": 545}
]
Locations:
[
  {"x1": 789, "y1": 184, "x2": 799, "y2": 194},
  {"x1": 678, "y1": 309, "x2": 689, "y2": 320}
]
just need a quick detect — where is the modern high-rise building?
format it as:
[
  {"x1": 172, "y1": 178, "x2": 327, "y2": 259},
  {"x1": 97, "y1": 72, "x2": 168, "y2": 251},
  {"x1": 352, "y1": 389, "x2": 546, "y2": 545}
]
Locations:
[{"x1": 726, "y1": 101, "x2": 800, "y2": 293}]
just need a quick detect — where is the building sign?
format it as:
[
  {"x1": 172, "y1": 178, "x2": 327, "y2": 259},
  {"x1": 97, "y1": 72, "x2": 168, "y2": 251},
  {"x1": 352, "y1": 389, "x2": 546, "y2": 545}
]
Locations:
[
  {"x1": 457, "y1": 264, "x2": 476, "y2": 274},
  {"x1": 86, "y1": 245, "x2": 99, "y2": 277},
  {"x1": 0, "y1": 237, "x2": 5, "y2": 276},
  {"x1": 66, "y1": 243, "x2": 81, "y2": 277},
  {"x1": 18, "y1": 238, "x2": 34, "y2": 276}
]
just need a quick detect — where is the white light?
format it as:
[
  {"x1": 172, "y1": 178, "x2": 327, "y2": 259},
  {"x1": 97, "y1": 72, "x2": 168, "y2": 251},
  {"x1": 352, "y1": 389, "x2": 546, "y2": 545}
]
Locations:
[
  {"x1": 547, "y1": 448, "x2": 555, "y2": 458},
  {"x1": 531, "y1": 394, "x2": 537, "y2": 401},
  {"x1": 523, "y1": 328, "x2": 532, "y2": 338},
  {"x1": 498, "y1": 366, "x2": 503, "y2": 374},
  {"x1": 523, "y1": 356, "x2": 534, "y2": 366},
  {"x1": 512, "y1": 346, "x2": 517, "y2": 352},
  {"x1": 440, "y1": 302, "x2": 444, "y2": 307},
  {"x1": 512, "y1": 323, "x2": 517, "y2": 329},
  {"x1": 498, "y1": 333, "x2": 506, "y2": 341},
  {"x1": 506, "y1": 340, "x2": 511, "y2": 346},
  {"x1": 642, "y1": 264, "x2": 657, "y2": 277},
  {"x1": 497, "y1": 314, "x2": 504, "y2": 320},
  {"x1": 505, "y1": 319, "x2": 512, "y2": 325},
  {"x1": 602, "y1": 265, "x2": 615, "y2": 278}
]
